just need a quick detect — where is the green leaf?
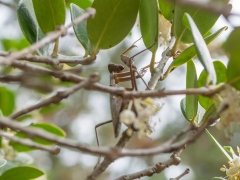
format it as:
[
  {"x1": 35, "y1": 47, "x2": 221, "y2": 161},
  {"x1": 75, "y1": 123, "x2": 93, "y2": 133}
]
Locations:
[
  {"x1": 163, "y1": 26, "x2": 227, "y2": 79},
  {"x1": 17, "y1": 0, "x2": 53, "y2": 55},
  {"x1": 158, "y1": 0, "x2": 174, "y2": 21},
  {"x1": 225, "y1": 27, "x2": 240, "y2": 89},
  {"x1": 0, "y1": 86, "x2": 15, "y2": 116},
  {"x1": 0, "y1": 159, "x2": 6, "y2": 168},
  {"x1": 32, "y1": 0, "x2": 66, "y2": 34},
  {"x1": 65, "y1": 0, "x2": 92, "y2": 10},
  {"x1": 2, "y1": 38, "x2": 29, "y2": 51},
  {"x1": 205, "y1": 129, "x2": 232, "y2": 161},
  {"x1": 139, "y1": 0, "x2": 158, "y2": 71},
  {"x1": 87, "y1": 0, "x2": 140, "y2": 52},
  {"x1": 174, "y1": 1, "x2": 230, "y2": 43},
  {"x1": 180, "y1": 98, "x2": 189, "y2": 121},
  {"x1": 10, "y1": 123, "x2": 66, "y2": 152},
  {"x1": 184, "y1": 13, "x2": 216, "y2": 84},
  {"x1": 185, "y1": 60, "x2": 198, "y2": 120},
  {"x1": 18, "y1": 0, "x2": 44, "y2": 44},
  {"x1": 202, "y1": 104, "x2": 217, "y2": 123},
  {"x1": 139, "y1": 0, "x2": 158, "y2": 52},
  {"x1": 0, "y1": 166, "x2": 44, "y2": 180},
  {"x1": 70, "y1": 3, "x2": 92, "y2": 56},
  {"x1": 198, "y1": 61, "x2": 227, "y2": 109}
]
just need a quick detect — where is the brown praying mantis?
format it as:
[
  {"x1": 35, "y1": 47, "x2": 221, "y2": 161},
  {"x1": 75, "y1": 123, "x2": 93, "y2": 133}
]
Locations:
[{"x1": 95, "y1": 39, "x2": 155, "y2": 147}]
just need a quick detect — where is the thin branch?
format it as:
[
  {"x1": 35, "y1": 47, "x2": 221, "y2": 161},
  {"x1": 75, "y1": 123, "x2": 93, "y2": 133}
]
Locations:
[
  {"x1": 171, "y1": 0, "x2": 237, "y2": 19},
  {"x1": 0, "y1": 8, "x2": 96, "y2": 65},
  {"x1": 115, "y1": 150, "x2": 182, "y2": 180},
  {"x1": 10, "y1": 74, "x2": 100, "y2": 119},
  {"x1": 0, "y1": 57, "x2": 225, "y2": 99},
  {"x1": 0, "y1": 117, "x2": 111, "y2": 157},
  {"x1": 0, "y1": 130, "x2": 60, "y2": 155},
  {"x1": 0, "y1": 74, "x2": 54, "y2": 93},
  {"x1": 169, "y1": 168, "x2": 190, "y2": 180},
  {"x1": 119, "y1": 105, "x2": 226, "y2": 157},
  {"x1": 148, "y1": 36, "x2": 176, "y2": 90},
  {"x1": 21, "y1": 54, "x2": 92, "y2": 65}
]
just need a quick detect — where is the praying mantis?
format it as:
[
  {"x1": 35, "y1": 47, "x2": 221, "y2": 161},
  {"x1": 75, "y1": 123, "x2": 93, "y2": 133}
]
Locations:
[{"x1": 95, "y1": 39, "x2": 154, "y2": 147}]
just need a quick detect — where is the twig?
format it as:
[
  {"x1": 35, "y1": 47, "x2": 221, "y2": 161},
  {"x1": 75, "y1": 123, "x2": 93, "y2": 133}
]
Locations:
[
  {"x1": 115, "y1": 150, "x2": 182, "y2": 180},
  {"x1": 0, "y1": 130, "x2": 60, "y2": 155},
  {"x1": 148, "y1": 36, "x2": 176, "y2": 90},
  {"x1": 0, "y1": 57, "x2": 225, "y2": 98},
  {"x1": 0, "y1": 8, "x2": 96, "y2": 65},
  {"x1": 10, "y1": 74, "x2": 100, "y2": 119},
  {"x1": 21, "y1": 54, "x2": 92, "y2": 65},
  {"x1": 171, "y1": 0, "x2": 237, "y2": 19},
  {"x1": 119, "y1": 105, "x2": 226, "y2": 157},
  {"x1": 0, "y1": 117, "x2": 111, "y2": 157},
  {"x1": 0, "y1": 74, "x2": 53, "y2": 93},
  {"x1": 169, "y1": 168, "x2": 190, "y2": 180}
]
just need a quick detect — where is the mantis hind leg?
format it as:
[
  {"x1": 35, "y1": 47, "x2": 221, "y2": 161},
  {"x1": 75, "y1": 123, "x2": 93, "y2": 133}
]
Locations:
[{"x1": 94, "y1": 120, "x2": 112, "y2": 168}]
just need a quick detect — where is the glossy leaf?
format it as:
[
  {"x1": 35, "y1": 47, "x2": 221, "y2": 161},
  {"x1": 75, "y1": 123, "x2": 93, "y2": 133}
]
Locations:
[
  {"x1": 65, "y1": 0, "x2": 92, "y2": 10},
  {"x1": 184, "y1": 60, "x2": 198, "y2": 121},
  {"x1": 0, "y1": 86, "x2": 15, "y2": 116},
  {"x1": 10, "y1": 123, "x2": 66, "y2": 152},
  {"x1": 87, "y1": 0, "x2": 140, "y2": 52},
  {"x1": 158, "y1": 0, "x2": 174, "y2": 21},
  {"x1": 0, "y1": 166, "x2": 44, "y2": 180},
  {"x1": 174, "y1": 1, "x2": 230, "y2": 43},
  {"x1": 184, "y1": 13, "x2": 216, "y2": 84},
  {"x1": 32, "y1": 0, "x2": 65, "y2": 34},
  {"x1": 163, "y1": 26, "x2": 227, "y2": 79},
  {"x1": 198, "y1": 61, "x2": 227, "y2": 109},
  {"x1": 17, "y1": 0, "x2": 53, "y2": 55},
  {"x1": 205, "y1": 129, "x2": 232, "y2": 161},
  {"x1": 225, "y1": 27, "x2": 240, "y2": 89},
  {"x1": 70, "y1": 3, "x2": 92, "y2": 56}
]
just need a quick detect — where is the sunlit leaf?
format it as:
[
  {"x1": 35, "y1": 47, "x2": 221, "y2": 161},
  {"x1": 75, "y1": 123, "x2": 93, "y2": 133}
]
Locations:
[
  {"x1": 0, "y1": 166, "x2": 44, "y2": 180},
  {"x1": 0, "y1": 86, "x2": 15, "y2": 116},
  {"x1": 32, "y1": 0, "x2": 65, "y2": 33},
  {"x1": 183, "y1": 13, "x2": 216, "y2": 84},
  {"x1": 70, "y1": 3, "x2": 92, "y2": 56},
  {"x1": 87, "y1": 0, "x2": 140, "y2": 52},
  {"x1": 163, "y1": 26, "x2": 227, "y2": 79}
]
